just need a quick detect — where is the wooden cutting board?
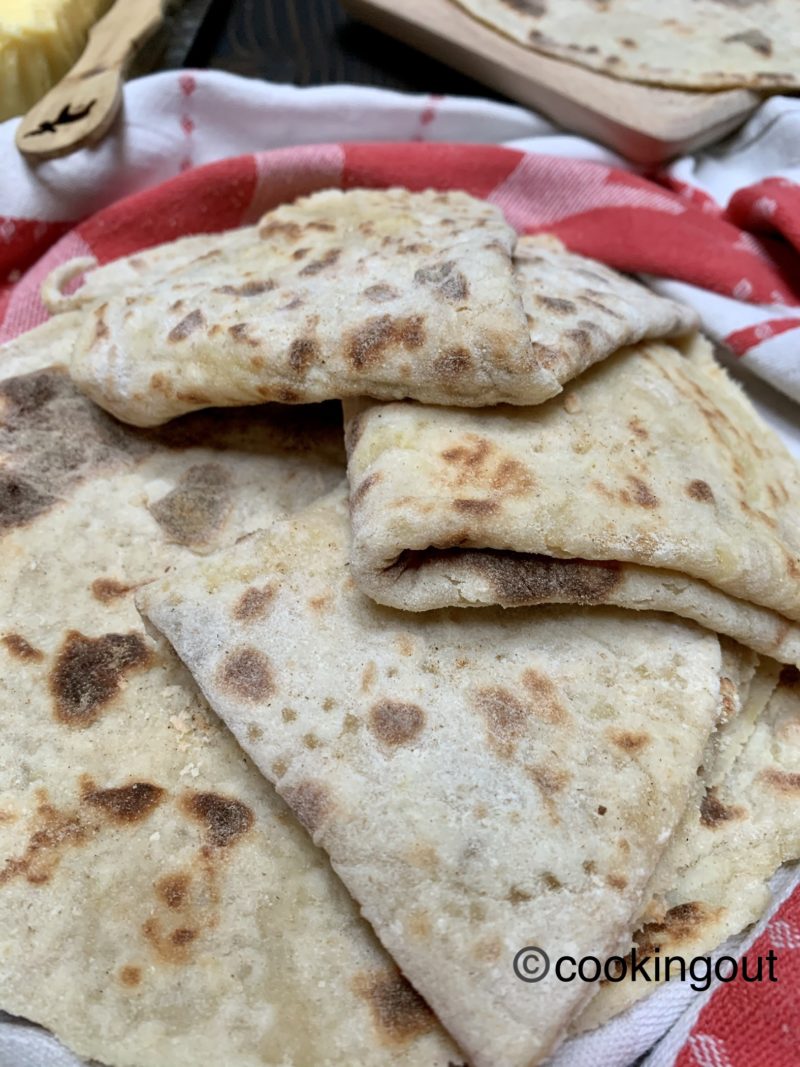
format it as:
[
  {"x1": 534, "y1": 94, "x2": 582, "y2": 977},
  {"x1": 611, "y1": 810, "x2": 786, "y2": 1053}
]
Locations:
[{"x1": 342, "y1": 0, "x2": 762, "y2": 164}]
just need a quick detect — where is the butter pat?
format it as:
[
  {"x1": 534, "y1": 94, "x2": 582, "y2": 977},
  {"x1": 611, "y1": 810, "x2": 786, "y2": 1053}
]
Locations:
[{"x1": 0, "y1": 0, "x2": 112, "y2": 121}]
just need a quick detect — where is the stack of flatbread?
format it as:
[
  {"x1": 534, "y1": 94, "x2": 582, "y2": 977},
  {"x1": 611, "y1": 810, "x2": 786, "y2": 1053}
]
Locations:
[{"x1": 2, "y1": 187, "x2": 798, "y2": 1067}]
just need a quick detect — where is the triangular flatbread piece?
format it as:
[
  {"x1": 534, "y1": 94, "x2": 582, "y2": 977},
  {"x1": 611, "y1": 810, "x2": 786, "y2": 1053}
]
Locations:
[
  {"x1": 140, "y1": 488, "x2": 725, "y2": 1067},
  {"x1": 55, "y1": 192, "x2": 693, "y2": 426},
  {"x1": 577, "y1": 654, "x2": 800, "y2": 1028},
  {"x1": 345, "y1": 334, "x2": 800, "y2": 663},
  {"x1": 0, "y1": 355, "x2": 461, "y2": 1065}
]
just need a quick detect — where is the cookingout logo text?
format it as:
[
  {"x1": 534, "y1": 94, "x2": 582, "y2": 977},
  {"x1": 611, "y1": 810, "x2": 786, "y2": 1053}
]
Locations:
[{"x1": 513, "y1": 945, "x2": 778, "y2": 992}]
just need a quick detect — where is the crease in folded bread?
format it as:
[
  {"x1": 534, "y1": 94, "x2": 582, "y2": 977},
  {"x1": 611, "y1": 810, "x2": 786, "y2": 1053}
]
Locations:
[
  {"x1": 3, "y1": 185, "x2": 800, "y2": 1067},
  {"x1": 344, "y1": 333, "x2": 800, "y2": 665}
]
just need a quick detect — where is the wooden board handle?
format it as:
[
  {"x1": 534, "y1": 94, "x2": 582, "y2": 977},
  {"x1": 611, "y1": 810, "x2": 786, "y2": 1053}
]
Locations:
[{"x1": 16, "y1": 0, "x2": 165, "y2": 162}]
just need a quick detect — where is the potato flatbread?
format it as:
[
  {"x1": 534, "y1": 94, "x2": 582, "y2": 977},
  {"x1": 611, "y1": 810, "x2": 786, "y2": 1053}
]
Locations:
[
  {"x1": 139, "y1": 487, "x2": 725, "y2": 1067},
  {"x1": 0, "y1": 353, "x2": 462, "y2": 1066},
  {"x1": 55, "y1": 197, "x2": 693, "y2": 426},
  {"x1": 345, "y1": 334, "x2": 800, "y2": 663},
  {"x1": 578, "y1": 655, "x2": 800, "y2": 1029},
  {"x1": 452, "y1": 0, "x2": 800, "y2": 90},
  {"x1": 67, "y1": 188, "x2": 533, "y2": 425}
]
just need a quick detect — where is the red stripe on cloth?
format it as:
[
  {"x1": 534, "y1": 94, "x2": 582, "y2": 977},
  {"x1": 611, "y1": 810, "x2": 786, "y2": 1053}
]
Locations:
[
  {"x1": 341, "y1": 143, "x2": 523, "y2": 199},
  {"x1": 248, "y1": 144, "x2": 345, "y2": 223},
  {"x1": 535, "y1": 209, "x2": 800, "y2": 306},
  {"x1": 725, "y1": 318, "x2": 800, "y2": 355},
  {"x1": 727, "y1": 178, "x2": 800, "y2": 253},
  {"x1": 77, "y1": 155, "x2": 259, "y2": 264},
  {"x1": 676, "y1": 886, "x2": 800, "y2": 1067},
  {"x1": 0, "y1": 218, "x2": 72, "y2": 284}
]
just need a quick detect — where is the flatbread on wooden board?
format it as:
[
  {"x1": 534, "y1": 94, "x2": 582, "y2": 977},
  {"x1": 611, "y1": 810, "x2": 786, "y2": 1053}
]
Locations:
[
  {"x1": 345, "y1": 334, "x2": 800, "y2": 664},
  {"x1": 52, "y1": 193, "x2": 693, "y2": 426},
  {"x1": 139, "y1": 487, "x2": 726, "y2": 1067},
  {"x1": 578, "y1": 654, "x2": 800, "y2": 1029},
  {"x1": 451, "y1": 0, "x2": 800, "y2": 91},
  {"x1": 0, "y1": 349, "x2": 464, "y2": 1065}
]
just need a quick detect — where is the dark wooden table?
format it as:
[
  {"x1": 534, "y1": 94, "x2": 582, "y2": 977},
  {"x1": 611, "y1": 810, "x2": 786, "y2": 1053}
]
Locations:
[{"x1": 181, "y1": 0, "x2": 501, "y2": 99}]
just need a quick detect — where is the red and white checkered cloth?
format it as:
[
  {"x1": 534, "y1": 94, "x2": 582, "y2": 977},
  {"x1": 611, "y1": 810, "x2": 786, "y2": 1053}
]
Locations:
[{"x1": 0, "y1": 70, "x2": 798, "y2": 1067}]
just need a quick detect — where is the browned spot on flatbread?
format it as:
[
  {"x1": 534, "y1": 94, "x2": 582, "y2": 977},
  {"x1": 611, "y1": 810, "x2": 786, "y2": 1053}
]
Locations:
[
  {"x1": 82, "y1": 781, "x2": 165, "y2": 823},
  {"x1": 607, "y1": 873, "x2": 628, "y2": 891},
  {"x1": 91, "y1": 578, "x2": 137, "y2": 604},
  {"x1": 93, "y1": 304, "x2": 110, "y2": 342},
  {"x1": 434, "y1": 347, "x2": 473, "y2": 379},
  {"x1": 344, "y1": 410, "x2": 367, "y2": 455},
  {"x1": 0, "y1": 799, "x2": 88, "y2": 886},
  {"x1": 258, "y1": 219, "x2": 302, "y2": 241},
  {"x1": 156, "y1": 872, "x2": 191, "y2": 909},
  {"x1": 50, "y1": 630, "x2": 152, "y2": 727},
  {"x1": 621, "y1": 476, "x2": 659, "y2": 508},
  {"x1": 363, "y1": 283, "x2": 400, "y2": 303},
  {"x1": 119, "y1": 965, "x2": 141, "y2": 987},
  {"x1": 724, "y1": 29, "x2": 772, "y2": 55},
  {"x1": 700, "y1": 787, "x2": 746, "y2": 827},
  {"x1": 566, "y1": 327, "x2": 591, "y2": 354},
  {"x1": 148, "y1": 464, "x2": 233, "y2": 549},
  {"x1": 2, "y1": 633, "x2": 43, "y2": 661},
  {"x1": 536, "y1": 295, "x2": 576, "y2": 314},
  {"x1": 414, "y1": 260, "x2": 469, "y2": 303},
  {"x1": 608, "y1": 728, "x2": 651, "y2": 753},
  {"x1": 361, "y1": 662, "x2": 377, "y2": 693},
  {"x1": 507, "y1": 885, "x2": 532, "y2": 905},
  {"x1": 369, "y1": 700, "x2": 426, "y2": 747},
  {"x1": 473, "y1": 937, "x2": 503, "y2": 963},
  {"x1": 216, "y1": 647, "x2": 275, "y2": 703},
  {"x1": 453, "y1": 498, "x2": 498, "y2": 515},
  {"x1": 0, "y1": 369, "x2": 148, "y2": 534},
  {"x1": 636, "y1": 901, "x2": 722, "y2": 954},
  {"x1": 167, "y1": 309, "x2": 205, "y2": 342},
  {"x1": 213, "y1": 280, "x2": 275, "y2": 296},
  {"x1": 473, "y1": 686, "x2": 529, "y2": 760},
  {"x1": 283, "y1": 780, "x2": 333, "y2": 834},
  {"x1": 352, "y1": 471, "x2": 381, "y2": 508},
  {"x1": 719, "y1": 676, "x2": 737, "y2": 723},
  {"x1": 353, "y1": 970, "x2": 436, "y2": 1046},
  {"x1": 527, "y1": 763, "x2": 570, "y2": 821},
  {"x1": 687, "y1": 479, "x2": 715, "y2": 503},
  {"x1": 501, "y1": 0, "x2": 547, "y2": 16},
  {"x1": 521, "y1": 669, "x2": 568, "y2": 725},
  {"x1": 456, "y1": 549, "x2": 622, "y2": 607},
  {"x1": 227, "y1": 322, "x2": 259, "y2": 346},
  {"x1": 175, "y1": 390, "x2": 212, "y2": 405},
  {"x1": 181, "y1": 791, "x2": 254, "y2": 848},
  {"x1": 299, "y1": 248, "x2": 341, "y2": 275},
  {"x1": 441, "y1": 436, "x2": 492, "y2": 470},
  {"x1": 288, "y1": 337, "x2": 319, "y2": 374},
  {"x1": 759, "y1": 768, "x2": 800, "y2": 793},
  {"x1": 232, "y1": 585, "x2": 275, "y2": 623},
  {"x1": 491, "y1": 458, "x2": 534, "y2": 495},
  {"x1": 309, "y1": 593, "x2": 331, "y2": 613},
  {"x1": 628, "y1": 417, "x2": 648, "y2": 439},
  {"x1": 346, "y1": 315, "x2": 426, "y2": 369},
  {"x1": 142, "y1": 916, "x2": 199, "y2": 963}
]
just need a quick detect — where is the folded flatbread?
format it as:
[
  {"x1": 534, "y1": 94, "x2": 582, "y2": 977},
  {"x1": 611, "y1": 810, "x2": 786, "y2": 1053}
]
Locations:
[
  {"x1": 53, "y1": 191, "x2": 693, "y2": 426},
  {"x1": 0, "y1": 351, "x2": 462, "y2": 1065},
  {"x1": 345, "y1": 334, "x2": 800, "y2": 664},
  {"x1": 452, "y1": 0, "x2": 800, "y2": 90},
  {"x1": 139, "y1": 488, "x2": 726, "y2": 1067},
  {"x1": 579, "y1": 653, "x2": 800, "y2": 1028}
]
